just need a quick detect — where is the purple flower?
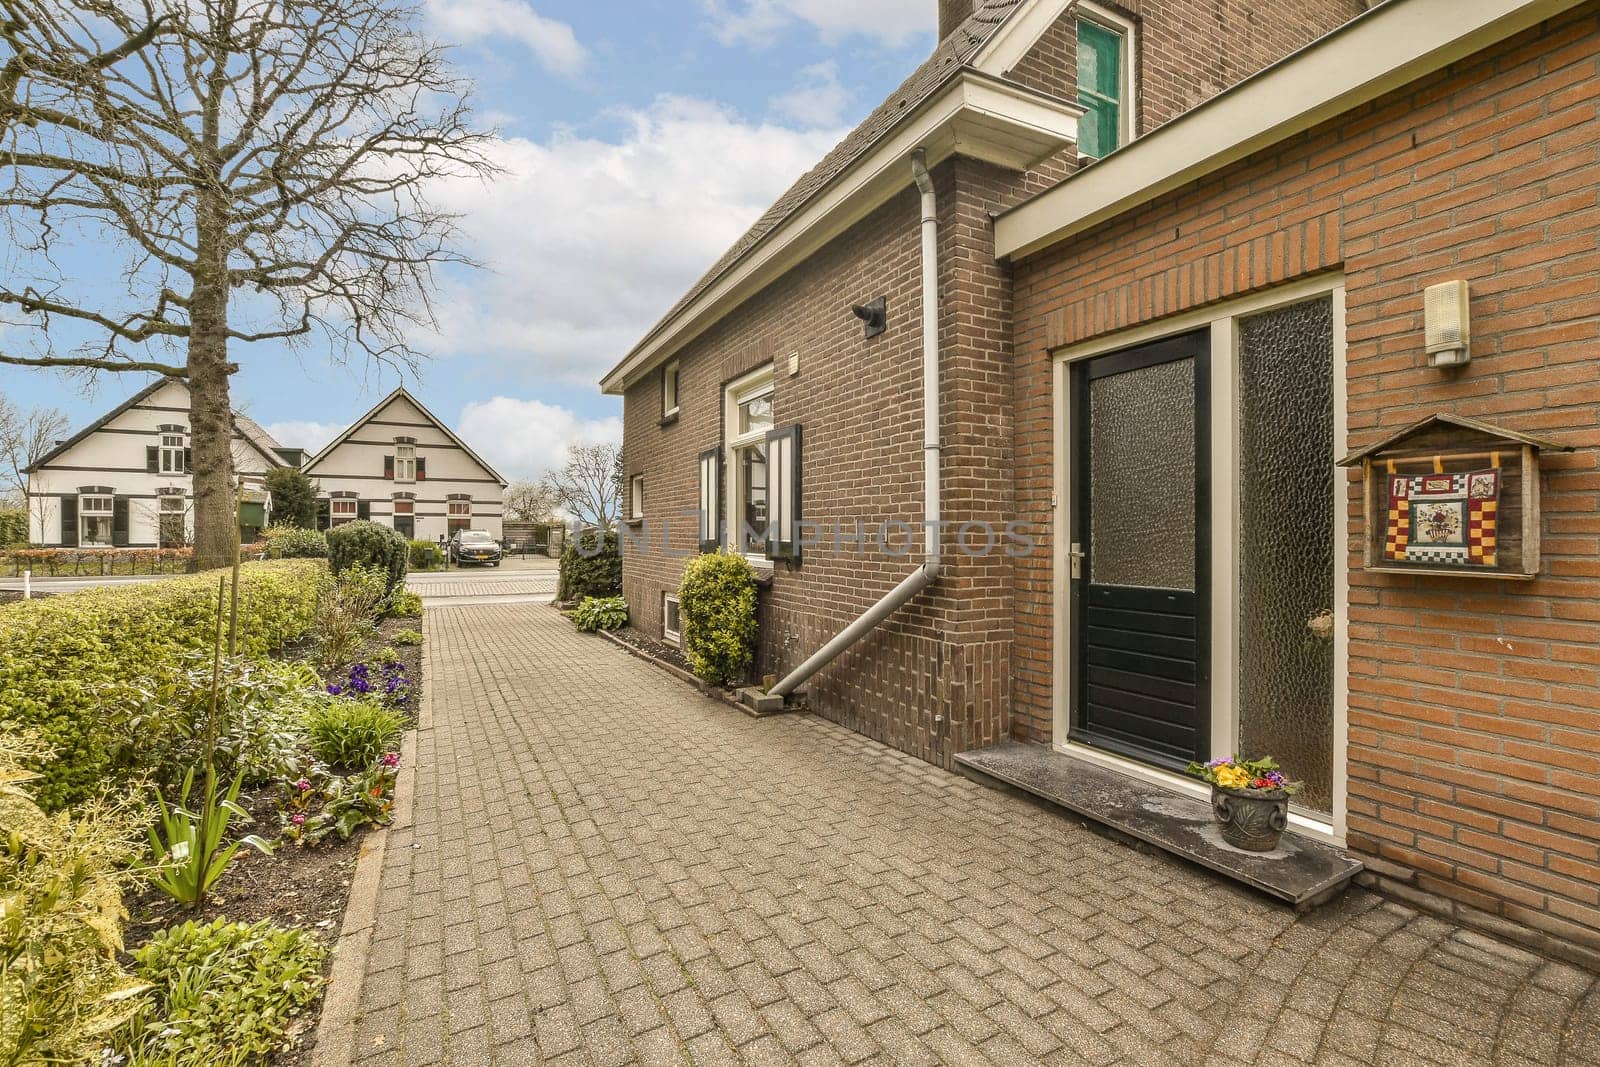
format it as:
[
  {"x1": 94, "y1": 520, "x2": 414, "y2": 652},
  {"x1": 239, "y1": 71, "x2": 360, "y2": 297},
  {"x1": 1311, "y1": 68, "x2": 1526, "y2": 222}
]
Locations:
[
  {"x1": 326, "y1": 684, "x2": 343, "y2": 696},
  {"x1": 381, "y1": 751, "x2": 400, "y2": 768},
  {"x1": 1205, "y1": 756, "x2": 1231, "y2": 769},
  {"x1": 291, "y1": 813, "x2": 306, "y2": 825}
]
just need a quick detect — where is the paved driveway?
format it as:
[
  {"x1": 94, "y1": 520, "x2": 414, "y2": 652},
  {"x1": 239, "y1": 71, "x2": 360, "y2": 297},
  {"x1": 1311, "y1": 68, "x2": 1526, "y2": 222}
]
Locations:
[{"x1": 343, "y1": 601, "x2": 1600, "y2": 1066}]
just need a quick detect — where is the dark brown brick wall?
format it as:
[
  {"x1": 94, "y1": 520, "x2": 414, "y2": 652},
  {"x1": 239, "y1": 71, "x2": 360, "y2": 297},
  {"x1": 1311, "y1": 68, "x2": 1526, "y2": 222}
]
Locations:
[{"x1": 1009, "y1": 6, "x2": 1600, "y2": 955}]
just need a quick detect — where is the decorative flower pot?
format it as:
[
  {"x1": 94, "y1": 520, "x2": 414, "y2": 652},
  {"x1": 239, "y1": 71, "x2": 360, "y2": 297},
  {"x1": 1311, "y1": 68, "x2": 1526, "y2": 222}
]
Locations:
[{"x1": 1210, "y1": 785, "x2": 1289, "y2": 852}]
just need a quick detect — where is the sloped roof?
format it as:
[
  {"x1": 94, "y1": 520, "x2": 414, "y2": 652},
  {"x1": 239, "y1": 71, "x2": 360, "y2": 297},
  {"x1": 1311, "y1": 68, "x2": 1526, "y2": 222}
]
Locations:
[
  {"x1": 299, "y1": 386, "x2": 509, "y2": 487},
  {"x1": 233, "y1": 411, "x2": 286, "y2": 461},
  {"x1": 1339, "y1": 413, "x2": 1574, "y2": 466},
  {"x1": 608, "y1": 0, "x2": 1025, "y2": 382}
]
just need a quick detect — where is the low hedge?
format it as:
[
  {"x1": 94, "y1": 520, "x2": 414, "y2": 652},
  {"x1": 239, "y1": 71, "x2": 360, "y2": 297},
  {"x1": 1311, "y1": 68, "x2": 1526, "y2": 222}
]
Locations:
[
  {"x1": 0, "y1": 559, "x2": 324, "y2": 810},
  {"x1": 558, "y1": 528, "x2": 621, "y2": 602},
  {"x1": 327, "y1": 520, "x2": 408, "y2": 593},
  {"x1": 408, "y1": 539, "x2": 443, "y2": 570}
]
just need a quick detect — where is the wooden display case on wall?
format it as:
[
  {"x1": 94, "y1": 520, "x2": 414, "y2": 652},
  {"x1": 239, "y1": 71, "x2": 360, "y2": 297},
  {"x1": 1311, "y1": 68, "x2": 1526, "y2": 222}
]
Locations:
[{"x1": 1338, "y1": 414, "x2": 1572, "y2": 581}]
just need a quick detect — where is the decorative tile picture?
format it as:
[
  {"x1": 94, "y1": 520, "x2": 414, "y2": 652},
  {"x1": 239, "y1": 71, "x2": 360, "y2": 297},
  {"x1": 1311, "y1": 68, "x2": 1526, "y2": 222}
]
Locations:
[{"x1": 1385, "y1": 468, "x2": 1499, "y2": 566}]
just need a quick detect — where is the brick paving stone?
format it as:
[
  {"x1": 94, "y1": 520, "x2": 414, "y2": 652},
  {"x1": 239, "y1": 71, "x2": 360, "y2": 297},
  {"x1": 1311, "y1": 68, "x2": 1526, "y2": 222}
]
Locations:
[{"x1": 341, "y1": 600, "x2": 1600, "y2": 1065}]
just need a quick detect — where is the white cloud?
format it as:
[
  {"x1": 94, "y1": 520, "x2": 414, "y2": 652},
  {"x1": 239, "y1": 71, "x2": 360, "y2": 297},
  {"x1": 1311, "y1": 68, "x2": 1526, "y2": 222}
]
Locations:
[
  {"x1": 419, "y1": 96, "x2": 845, "y2": 386},
  {"x1": 770, "y1": 61, "x2": 852, "y2": 128},
  {"x1": 456, "y1": 397, "x2": 620, "y2": 482},
  {"x1": 425, "y1": 0, "x2": 587, "y2": 76},
  {"x1": 704, "y1": 0, "x2": 933, "y2": 47},
  {"x1": 265, "y1": 420, "x2": 343, "y2": 453}
]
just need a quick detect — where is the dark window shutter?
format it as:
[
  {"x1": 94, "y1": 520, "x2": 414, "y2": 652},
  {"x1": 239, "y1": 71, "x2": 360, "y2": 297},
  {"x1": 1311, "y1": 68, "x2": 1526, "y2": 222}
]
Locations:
[
  {"x1": 112, "y1": 497, "x2": 130, "y2": 547},
  {"x1": 697, "y1": 447, "x2": 720, "y2": 553},
  {"x1": 184, "y1": 448, "x2": 192, "y2": 472},
  {"x1": 415, "y1": 457, "x2": 426, "y2": 481},
  {"x1": 765, "y1": 425, "x2": 802, "y2": 561},
  {"x1": 383, "y1": 455, "x2": 394, "y2": 479},
  {"x1": 146, "y1": 446, "x2": 159, "y2": 473},
  {"x1": 60, "y1": 497, "x2": 79, "y2": 547},
  {"x1": 357, "y1": 499, "x2": 371, "y2": 521}
]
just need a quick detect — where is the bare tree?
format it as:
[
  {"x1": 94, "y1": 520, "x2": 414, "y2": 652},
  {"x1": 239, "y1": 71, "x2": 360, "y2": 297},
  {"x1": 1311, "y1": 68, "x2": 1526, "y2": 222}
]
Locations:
[
  {"x1": 0, "y1": 392, "x2": 69, "y2": 511},
  {"x1": 543, "y1": 442, "x2": 621, "y2": 531},
  {"x1": 503, "y1": 479, "x2": 557, "y2": 524},
  {"x1": 0, "y1": 0, "x2": 496, "y2": 567}
]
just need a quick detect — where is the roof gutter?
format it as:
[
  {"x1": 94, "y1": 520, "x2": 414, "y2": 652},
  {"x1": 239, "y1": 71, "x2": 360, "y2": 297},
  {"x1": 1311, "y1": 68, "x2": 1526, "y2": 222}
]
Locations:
[{"x1": 765, "y1": 150, "x2": 941, "y2": 702}]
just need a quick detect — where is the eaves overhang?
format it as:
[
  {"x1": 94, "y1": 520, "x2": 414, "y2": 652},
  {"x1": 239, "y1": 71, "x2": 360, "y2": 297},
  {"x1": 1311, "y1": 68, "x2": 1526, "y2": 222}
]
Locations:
[
  {"x1": 600, "y1": 69, "x2": 1082, "y2": 396},
  {"x1": 994, "y1": 0, "x2": 1591, "y2": 261}
]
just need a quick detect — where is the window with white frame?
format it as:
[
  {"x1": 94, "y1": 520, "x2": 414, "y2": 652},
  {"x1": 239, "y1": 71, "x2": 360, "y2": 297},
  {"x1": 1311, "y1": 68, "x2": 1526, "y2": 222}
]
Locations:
[
  {"x1": 447, "y1": 498, "x2": 471, "y2": 534},
  {"x1": 630, "y1": 473, "x2": 645, "y2": 520},
  {"x1": 80, "y1": 494, "x2": 114, "y2": 546},
  {"x1": 662, "y1": 593, "x2": 682, "y2": 644},
  {"x1": 1076, "y1": 4, "x2": 1136, "y2": 159},
  {"x1": 663, "y1": 360, "x2": 681, "y2": 418},
  {"x1": 160, "y1": 433, "x2": 186, "y2": 473},
  {"x1": 394, "y1": 442, "x2": 416, "y2": 483},
  {"x1": 330, "y1": 498, "x2": 358, "y2": 525},
  {"x1": 724, "y1": 366, "x2": 774, "y2": 557}
]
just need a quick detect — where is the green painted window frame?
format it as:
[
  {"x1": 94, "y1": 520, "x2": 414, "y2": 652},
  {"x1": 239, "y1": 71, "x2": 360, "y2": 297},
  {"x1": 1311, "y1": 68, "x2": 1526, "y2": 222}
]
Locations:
[{"x1": 1076, "y1": 16, "x2": 1126, "y2": 159}]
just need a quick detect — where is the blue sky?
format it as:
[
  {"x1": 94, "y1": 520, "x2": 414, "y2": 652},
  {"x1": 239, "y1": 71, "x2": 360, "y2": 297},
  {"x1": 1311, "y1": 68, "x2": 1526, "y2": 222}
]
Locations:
[{"x1": 0, "y1": 0, "x2": 940, "y2": 481}]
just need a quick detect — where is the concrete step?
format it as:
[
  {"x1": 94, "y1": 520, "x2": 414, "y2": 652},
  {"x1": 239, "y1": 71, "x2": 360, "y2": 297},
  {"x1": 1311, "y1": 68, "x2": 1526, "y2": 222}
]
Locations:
[{"x1": 954, "y1": 739, "x2": 1363, "y2": 910}]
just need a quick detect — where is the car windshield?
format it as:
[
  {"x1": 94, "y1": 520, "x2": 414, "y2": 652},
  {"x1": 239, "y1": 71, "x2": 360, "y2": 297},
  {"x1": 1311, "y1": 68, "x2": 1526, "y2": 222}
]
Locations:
[{"x1": 459, "y1": 531, "x2": 495, "y2": 543}]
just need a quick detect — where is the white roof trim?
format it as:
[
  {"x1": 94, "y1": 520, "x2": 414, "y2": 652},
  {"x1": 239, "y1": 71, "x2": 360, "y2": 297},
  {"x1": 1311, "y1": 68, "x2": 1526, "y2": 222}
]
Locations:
[
  {"x1": 300, "y1": 387, "x2": 509, "y2": 487},
  {"x1": 972, "y1": 0, "x2": 1078, "y2": 74},
  {"x1": 601, "y1": 70, "x2": 1081, "y2": 395},
  {"x1": 995, "y1": 0, "x2": 1588, "y2": 260}
]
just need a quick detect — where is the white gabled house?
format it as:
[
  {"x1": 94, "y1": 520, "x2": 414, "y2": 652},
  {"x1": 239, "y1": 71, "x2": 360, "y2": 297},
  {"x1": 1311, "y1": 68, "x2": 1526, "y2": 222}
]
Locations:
[
  {"x1": 25, "y1": 378, "x2": 294, "y2": 548},
  {"x1": 298, "y1": 388, "x2": 506, "y2": 542}
]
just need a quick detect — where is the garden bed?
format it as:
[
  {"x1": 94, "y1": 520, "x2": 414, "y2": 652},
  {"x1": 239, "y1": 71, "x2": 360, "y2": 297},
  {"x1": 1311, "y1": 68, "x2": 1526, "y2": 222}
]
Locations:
[{"x1": 600, "y1": 625, "x2": 803, "y2": 718}]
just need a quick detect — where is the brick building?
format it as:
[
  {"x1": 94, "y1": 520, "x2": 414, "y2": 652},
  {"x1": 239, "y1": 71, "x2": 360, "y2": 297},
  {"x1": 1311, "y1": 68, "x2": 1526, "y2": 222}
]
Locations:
[{"x1": 604, "y1": 0, "x2": 1600, "y2": 966}]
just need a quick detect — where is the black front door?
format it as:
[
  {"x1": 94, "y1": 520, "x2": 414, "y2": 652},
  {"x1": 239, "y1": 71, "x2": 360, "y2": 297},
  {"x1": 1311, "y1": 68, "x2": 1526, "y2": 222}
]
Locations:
[
  {"x1": 1071, "y1": 330, "x2": 1210, "y2": 770},
  {"x1": 394, "y1": 515, "x2": 414, "y2": 539}
]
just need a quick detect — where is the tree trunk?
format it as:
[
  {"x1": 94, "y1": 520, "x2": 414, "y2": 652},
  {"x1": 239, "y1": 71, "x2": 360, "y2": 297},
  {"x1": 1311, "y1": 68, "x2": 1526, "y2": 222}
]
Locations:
[{"x1": 187, "y1": 199, "x2": 236, "y2": 571}]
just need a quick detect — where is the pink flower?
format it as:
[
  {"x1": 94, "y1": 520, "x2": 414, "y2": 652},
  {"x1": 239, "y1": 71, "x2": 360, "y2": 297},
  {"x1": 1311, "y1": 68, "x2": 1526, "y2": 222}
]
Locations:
[
  {"x1": 295, "y1": 778, "x2": 312, "y2": 791},
  {"x1": 291, "y1": 813, "x2": 307, "y2": 825},
  {"x1": 381, "y1": 752, "x2": 400, "y2": 768}
]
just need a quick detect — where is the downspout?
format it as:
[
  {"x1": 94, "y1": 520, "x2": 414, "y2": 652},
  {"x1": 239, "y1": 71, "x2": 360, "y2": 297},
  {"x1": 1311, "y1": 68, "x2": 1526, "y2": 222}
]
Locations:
[{"x1": 768, "y1": 150, "x2": 941, "y2": 701}]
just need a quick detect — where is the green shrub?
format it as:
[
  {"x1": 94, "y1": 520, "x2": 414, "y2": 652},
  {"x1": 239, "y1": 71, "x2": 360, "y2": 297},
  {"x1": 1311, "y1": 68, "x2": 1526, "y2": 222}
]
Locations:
[
  {"x1": 0, "y1": 560, "x2": 324, "y2": 811},
  {"x1": 326, "y1": 520, "x2": 408, "y2": 594},
  {"x1": 312, "y1": 564, "x2": 388, "y2": 673},
  {"x1": 392, "y1": 628, "x2": 423, "y2": 646},
  {"x1": 389, "y1": 589, "x2": 423, "y2": 618},
  {"x1": 118, "y1": 919, "x2": 326, "y2": 1066},
  {"x1": 572, "y1": 595, "x2": 628, "y2": 633},
  {"x1": 0, "y1": 506, "x2": 27, "y2": 548},
  {"x1": 558, "y1": 528, "x2": 621, "y2": 602},
  {"x1": 303, "y1": 697, "x2": 403, "y2": 769},
  {"x1": 0, "y1": 730, "x2": 150, "y2": 1066},
  {"x1": 263, "y1": 524, "x2": 328, "y2": 559},
  {"x1": 264, "y1": 467, "x2": 319, "y2": 530},
  {"x1": 408, "y1": 539, "x2": 443, "y2": 569},
  {"x1": 679, "y1": 551, "x2": 758, "y2": 686}
]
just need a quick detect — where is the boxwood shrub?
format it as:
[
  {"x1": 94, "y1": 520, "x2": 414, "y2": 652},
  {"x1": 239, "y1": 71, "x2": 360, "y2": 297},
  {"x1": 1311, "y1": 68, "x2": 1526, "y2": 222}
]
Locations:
[
  {"x1": 326, "y1": 520, "x2": 408, "y2": 593},
  {"x1": 558, "y1": 528, "x2": 621, "y2": 602},
  {"x1": 0, "y1": 560, "x2": 323, "y2": 810},
  {"x1": 678, "y1": 551, "x2": 758, "y2": 687},
  {"x1": 263, "y1": 524, "x2": 329, "y2": 559}
]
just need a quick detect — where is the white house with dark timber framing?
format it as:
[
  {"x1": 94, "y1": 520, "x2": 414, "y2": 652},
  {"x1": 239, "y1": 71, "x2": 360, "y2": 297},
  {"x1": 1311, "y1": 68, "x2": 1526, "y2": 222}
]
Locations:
[
  {"x1": 298, "y1": 387, "x2": 506, "y2": 541},
  {"x1": 24, "y1": 378, "x2": 296, "y2": 548}
]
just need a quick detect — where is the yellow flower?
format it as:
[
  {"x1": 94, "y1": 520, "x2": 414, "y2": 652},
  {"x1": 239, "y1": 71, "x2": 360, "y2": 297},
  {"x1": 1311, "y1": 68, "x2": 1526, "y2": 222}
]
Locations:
[{"x1": 1216, "y1": 765, "x2": 1251, "y2": 790}]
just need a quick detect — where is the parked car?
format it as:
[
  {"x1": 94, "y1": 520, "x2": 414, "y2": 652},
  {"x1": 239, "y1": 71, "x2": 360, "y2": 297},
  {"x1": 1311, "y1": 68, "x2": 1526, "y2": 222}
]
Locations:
[{"x1": 448, "y1": 529, "x2": 502, "y2": 566}]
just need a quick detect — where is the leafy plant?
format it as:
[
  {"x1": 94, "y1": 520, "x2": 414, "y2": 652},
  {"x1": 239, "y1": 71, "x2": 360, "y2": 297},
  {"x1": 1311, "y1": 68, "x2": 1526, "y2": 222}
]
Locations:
[
  {"x1": 262, "y1": 524, "x2": 328, "y2": 559},
  {"x1": 389, "y1": 589, "x2": 424, "y2": 619},
  {"x1": 679, "y1": 551, "x2": 758, "y2": 686},
  {"x1": 0, "y1": 506, "x2": 26, "y2": 548},
  {"x1": 572, "y1": 595, "x2": 628, "y2": 633},
  {"x1": 1187, "y1": 755, "x2": 1302, "y2": 795},
  {"x1": 311, "y1": 564, "x2": 388, "y2": 673},
  {"x1": 0, "y1": 729, "x2": 151, "y2": 1066},
  {"x1": 325, "y1": 520, "x2": 408, "y2": 594},
  {"x1": 147, "y1": 767, "x2": 274, "y2": 909},
  {"x1": 374, "y1": 645, "x2": 401, "y2": 666},
  {"x1": 303, "y1": 697, "x2": 403, "y2": 769},
  {"x1": 281, "y1": 755, "x2": 398, "y2": 846},
  {"x1": 116, "y1": 919, "x2": 326, "y2": 1065},
  {"x1": 392, "y1": 628, "x2": 423, "y2": 646},
  {"x1": 0, "y1": 560, "x2": 324, "y2": 811},
  {"x1": 408, "y1": 539, "x2": 443, "y2": 570},
  {"x1": 558, "y1": 528, "x2": 621, "y2": 602},
  {"x1": 263, "y1": 468, "x2": 320, "y2": 530}
]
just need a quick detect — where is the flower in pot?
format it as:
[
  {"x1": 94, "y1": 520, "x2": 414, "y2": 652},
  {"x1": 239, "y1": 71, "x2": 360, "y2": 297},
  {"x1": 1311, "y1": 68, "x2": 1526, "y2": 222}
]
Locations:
[{"x1": 1186, "y1": 756, "x2": 1302, "y2": 852}]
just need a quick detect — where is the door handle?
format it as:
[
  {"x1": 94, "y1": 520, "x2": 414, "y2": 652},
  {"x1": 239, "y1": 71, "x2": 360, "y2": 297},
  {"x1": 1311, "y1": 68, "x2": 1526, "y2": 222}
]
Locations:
[{"x1": 1069, "y1": 542, "x2": 1086, "y2": 580}]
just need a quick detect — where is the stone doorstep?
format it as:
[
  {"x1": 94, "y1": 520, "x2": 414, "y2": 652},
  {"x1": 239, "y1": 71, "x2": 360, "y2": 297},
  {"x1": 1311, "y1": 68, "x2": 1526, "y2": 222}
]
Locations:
[{"x1": 954, "y1": 739, "x2": 1364, "y2": 911}]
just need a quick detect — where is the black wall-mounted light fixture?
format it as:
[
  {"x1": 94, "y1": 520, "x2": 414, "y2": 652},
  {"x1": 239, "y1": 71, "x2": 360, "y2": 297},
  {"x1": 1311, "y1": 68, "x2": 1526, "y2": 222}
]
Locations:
[{"x1": 851, "y1": 297, "x2": 887, "y2": 339}]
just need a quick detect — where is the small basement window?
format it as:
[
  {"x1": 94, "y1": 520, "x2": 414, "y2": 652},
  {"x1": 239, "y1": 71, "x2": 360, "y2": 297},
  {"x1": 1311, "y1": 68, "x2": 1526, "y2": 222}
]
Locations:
[{"x1": 662, "y1": 593, "x2": 681, "y2": 645}]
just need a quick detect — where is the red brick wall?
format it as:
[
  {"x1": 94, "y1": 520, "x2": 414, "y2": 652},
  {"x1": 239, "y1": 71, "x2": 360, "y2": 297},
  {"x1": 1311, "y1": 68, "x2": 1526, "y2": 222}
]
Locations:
[{"x1": 1008, "y1": 6, "x2": 1600, "y2": 961}]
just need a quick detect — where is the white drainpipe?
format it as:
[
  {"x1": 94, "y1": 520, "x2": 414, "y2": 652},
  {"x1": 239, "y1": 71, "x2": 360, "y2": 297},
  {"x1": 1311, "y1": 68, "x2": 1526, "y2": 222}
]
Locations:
[{"x1": 768, "y1": 149, "x2": 941, "y2": 700}]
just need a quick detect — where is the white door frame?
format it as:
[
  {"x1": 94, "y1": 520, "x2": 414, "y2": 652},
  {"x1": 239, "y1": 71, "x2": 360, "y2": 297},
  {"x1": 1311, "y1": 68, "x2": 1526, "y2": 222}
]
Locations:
[{"x1": 1050, "y1": 273, "x2": 1349, "y2": 842}]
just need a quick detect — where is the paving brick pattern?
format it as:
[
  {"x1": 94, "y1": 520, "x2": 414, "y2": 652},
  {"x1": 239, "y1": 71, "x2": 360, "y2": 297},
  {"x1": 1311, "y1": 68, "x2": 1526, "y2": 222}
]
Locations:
[
  {"x1": 347, "y1": 601, "x2": 1600, "y2": 1066},
  {"x1": 406, "y1": 573, "x2": 557, "y2": 600}
]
